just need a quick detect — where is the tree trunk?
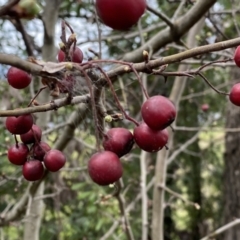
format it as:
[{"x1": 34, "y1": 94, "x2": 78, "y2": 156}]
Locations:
[
  {"x1": 222, "y1": 68, "x2": 240, "y2": 240},
  {"x1": 151, "y1": 18, "x2": 205, "y2": 240}
]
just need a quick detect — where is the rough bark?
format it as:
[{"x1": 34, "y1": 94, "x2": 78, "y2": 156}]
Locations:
[{"x1": 222, "y1": 68, "x2": 240, "y2": 240}]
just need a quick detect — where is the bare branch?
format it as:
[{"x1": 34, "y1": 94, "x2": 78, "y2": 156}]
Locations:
[
  {"x1": 158, "y1": 184, "x2": 200, "y2": 209},
  {"x1": 200, "y1": 218, "x2": 240, "y2": 240},
  {"x1": 0, "y1": 0, "x2": 20, "y2": 16}
]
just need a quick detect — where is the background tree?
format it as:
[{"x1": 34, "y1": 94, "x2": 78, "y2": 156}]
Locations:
[{"x1": 0, "y1": 0, "x2": 240, "y2": 240}]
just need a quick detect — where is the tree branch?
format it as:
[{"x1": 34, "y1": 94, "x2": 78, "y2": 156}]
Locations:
[
  {"x1": 200, "y1": 218, "x2": 240, "y2": 240},
  {"x1": 123, "y1": 0, "x2": 217, "y2": 62},
  {"x1": 0, "y1": 0, "x2": 20, "y2": 16}
]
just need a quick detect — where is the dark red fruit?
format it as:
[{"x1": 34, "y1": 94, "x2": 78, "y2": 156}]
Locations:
[
  {"x1": 234, "y1": 46, "x2": 240, "y2": 68},
  {"x1": 20, "y1": 124, "x2": 42, "y2": 144},
  {"x1": 58, "y1": 50, "x2": 65, "y2": 62},
  {"x1": 201, "y1": 104, "x2": 209, "y2": 112},
  {"x1": 32, "y1": 142, "x2": 51, "y2": 161},
  {"x1": 22, "y1": 160, "x2": 44, "y2": 181},
  {"x1": 5, "y1": 114, "x2": 33, "y2": 135},
  {"x1": 7, "y1": 143, "x2": 29, "y2": 165},
  {"x1": 103, "y1": 128, "x2": 134, "y2": 157},
  {"x1": 7, "y1": 67, "x2": 32, "y2": 89},
  {"x1": 58, "y1": 46, "x2": 83, "y2": 63},
  {"x1": 43, "y1": 149, "x2": 66, "y2": 172},
  {"x1": 88, "y1": 151, "x2": 123, "y2": 186},
  {"x1": 141, "y1": 95, "x2": 176, "y2": 130},
  {"x1": 96, "y1": 0, "x2": 146, "y2": 31},
  {"x1": 229, "y1": 83, "x2": 240, "y2": 106},
  {"x1": 133, "y1": 123, "x2": 168, "y2": 152}
]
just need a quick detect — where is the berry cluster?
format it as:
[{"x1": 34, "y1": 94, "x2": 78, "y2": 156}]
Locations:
[
  {"x1": 5, "y1": 67, "x2": 66, "y2": 181},
  {"x1": 88, "y1": 95, "x2": 176, "y2": 186}
]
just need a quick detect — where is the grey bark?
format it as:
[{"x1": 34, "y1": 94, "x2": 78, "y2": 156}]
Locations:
[{"x1": 151, "y1": 18, "x2": 205, "y2": 240}]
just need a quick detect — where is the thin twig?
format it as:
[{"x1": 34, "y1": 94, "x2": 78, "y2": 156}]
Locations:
[
  {"x1": 114, "y1": 180, "x2": 135, "y2": 240},
  {"x1": 158, "y1": 184, "x2": 200, "y2": 209},
  {"x1": 147, "y1": 5, "x2": 174, "y2": 28},
  {"x1": 200, "y1": 218, "x2": 240, "y2": 240}
]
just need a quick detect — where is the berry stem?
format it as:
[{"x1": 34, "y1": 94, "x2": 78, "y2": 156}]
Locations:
[
  {"x1": 96, "y1": 66, "x2": 139, "y2": 126},
  {"x1": 77, "y1": 67, "x2": 102, "y2": 151},
  {"x1": 28, "y1": 86, "x2": 47, "y2": 107},
  {"x1": 14, "y1": 134, "x2": 18, "y2": 147},
  {"x1": 198, "y1": 72, "x2": 230, "y2": 96}
]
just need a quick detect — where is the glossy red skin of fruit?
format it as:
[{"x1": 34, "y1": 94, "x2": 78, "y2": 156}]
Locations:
[
  {"x1": 32, "y1": 142, "x2": 51, "y2": 161},
  {"x1": 44, "y1": 149, "x2": 66, "y2": 172},
  {"x1": 5, "y1": 114, "x2": 33, "y2": 135},
  {"x1": 96, "y1": 0, "x2": 146, "y2": 31},
  {"x1": 7, "y1": 67, "x2": 32, "y2": 89},
  {"x1": 8, "y1": 143, "x2": 29, "y2": 165},
  {"x1": 201, "y1": 104, "x2": 209, "y2": 112},
  {"x1": 234, "y1": 46, "x2": 240, "y2": 68},
  {"x1": 103, "y1": 128, "x2": 134, "y2": 157},
  {"x1": 141, "y1": 95, "x2": 176, "y2": 130},
  {"x1": 20, "y1": 124, "x2": 42, "y2": 144},
  {"x1": 88, "y1": 151, "x2": 123, "y2": 186},
  {"x1": 22, "y1": 160, "x2": 44, "y2": 181},
  {"x1": 58, "y1": 46, "x2": 83, "y2": 63},
  {"x1": 229, "y1": 83, "x2": 240, "y2": 106},
  {"x1": 133, "y1": 123, "x2": 168, "y2": 152}
]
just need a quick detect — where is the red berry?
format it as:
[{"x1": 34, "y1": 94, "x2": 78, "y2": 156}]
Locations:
[
  {"x1": 88, "y1": 151, "x2": 123, "y2": 186},
  {"x1": 43, "y1": 149, "x2": 66, "y2": 172},
  {"x1": 58, "y1": 46, "x2": 83, "y2": 63},
  {"x1": 234, "y1": 46, "x2": 240, "y2": 68},
  {"x1": 20, "y1": 124, "x2": 42, "y2": 144},
  {"x1": 7, "y1": 67, "x2": 32, "y2": 89},
  {"x1": 7, "y1": 143, "x2": 29, "y2": 165},
  {"x1": 5, "y1": 114, "x2": 33, "y2": 135},
  {"x1": 133, "y1": 123, "x2": 168, "y2": 152},
  {"x1": 71, "y1": 47, "x2": 83, "y2": 63},
  {"x1": 96, "y1": 0, "x2": 146, "y2": 31},
  {"x1": 201, "y1": 104, "x2": 209, "y2": 112},
  {"x1": 58, "y1": 50, "x2": 65, "y2": 62},
  {"x1": 103, "y1": 128, "x2": 134, "y2": 157},
  {"x1": 31, "y1": 141, "x2": 51, "y2": 161},
  {"x1": 141, "y1": 95, "x2": 176, "y2": 130},
  {"x1": 22, "y1": 160, "x2": 44, "y2": 181},
  {"x1": 229, "y1": 83, "x2": 240, "y2": 106}
]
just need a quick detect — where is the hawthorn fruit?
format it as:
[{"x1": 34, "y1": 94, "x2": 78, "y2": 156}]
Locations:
[
  {"x1": 103, "y1": 128, "x2": 134, "y2": 157},
  {"x1": 20, "y1": 124, "x2": 42, "y2": 144},
  {"x1": 88, "y1": 151, "x2": 123, "y2": 186},
  {"x1": 7, "y1": 143, "x2": 29, "y2": 165},
  {"x1": 234, "y1": 46, "x2": 240, "y2": 68},
  {"x1": 22, "y1": 160, "x2": 44, "y2": 181},
  {"x1": 7, "y1": 67, "x2": 32, "y2": 89},
  {"x1": 133, "y1": 122, "x2": 168, "y2": 152},
  {"x1": 229, "y1": 83, "x2": 240, "y2": 106},
  {"x1": 5, "y1": 114, "x2": 33, "y2": 135},
  {"x1": 141, "y1": 95, "x2": 176, "y2": 130},
  {"x1": 58, "y1": 46, "x2": 83, "y2": 63},
  {"x1": 95, "y1": 0, "x2": 146, "y2": 30},
  {"x1": 43, "y1": 149, "x2": 66, "y2": 172}
]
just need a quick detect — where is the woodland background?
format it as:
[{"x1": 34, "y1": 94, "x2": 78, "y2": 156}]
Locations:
[{"x1": 0, "y1": 0, "x2": 240, "y2": 240}]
